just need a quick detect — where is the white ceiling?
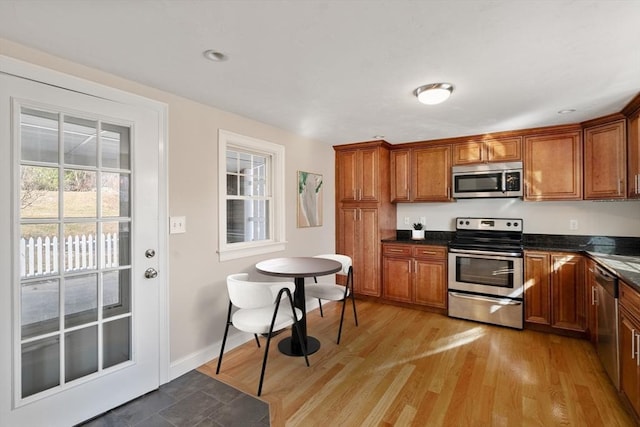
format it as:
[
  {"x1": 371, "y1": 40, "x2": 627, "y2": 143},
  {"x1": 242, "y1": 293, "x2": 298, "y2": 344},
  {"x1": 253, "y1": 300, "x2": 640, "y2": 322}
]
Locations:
[{"x1": 1, "y1": 0, "x2": 639, "y2": 146}]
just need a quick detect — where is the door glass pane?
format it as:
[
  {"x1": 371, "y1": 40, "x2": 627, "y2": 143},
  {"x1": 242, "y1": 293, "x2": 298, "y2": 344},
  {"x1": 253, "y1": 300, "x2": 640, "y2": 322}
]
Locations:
[
  {"x1": 21, "y1": 279, "x2": 59, "y2": 339},
  {"x1": 64, "y1": 274, "x2": 98, "y2": 328},
  {"x1": 22, "y1": 336, "x2": 60, "y2": 398},
  {"x1": 64, "y1": 223, "x2": 97, "y2": 272},
  {"x1": 63, "y1": 169, "x2": 97, "y2": 218},
  {"x1": 103, "y1": 270, "x2": 131, "y2": 318},
  {"x1": 18, "y1": 107, "x2": 135, "y2": 398},
  {"x1": 20, "y1": 165, "x2": 59, "y2": 219},
  {"x1": 65, "y1": 326, "x2": 98, "y2": 382},
  {"x1": 20, "y1": 108, "x2": 59, "y2": 164},
  {"x1": 64, "y1": 116, "x2": 97, "y2": 167},
  {"x1": 20, "y1": 224, "x2": 59, "y2": 278},
  {"x1": 103, "y1": 317, "x2": 130, "y2": 368},
  {"x1": 101, "y1": 123, "x2": 130, "y2": 169},
  {"x1": 102, "y1": 172, "x2": 130, "y2": 217},
  {"x1": 456, "y1": 257, "x2": 514, "y2": 288}
]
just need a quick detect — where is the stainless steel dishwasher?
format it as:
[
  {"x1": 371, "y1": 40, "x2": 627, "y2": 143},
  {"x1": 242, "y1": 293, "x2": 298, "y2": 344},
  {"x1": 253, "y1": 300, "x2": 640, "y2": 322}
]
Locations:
[{"x1": 593, "y1": 265, "x2": 619, "y2": 390}]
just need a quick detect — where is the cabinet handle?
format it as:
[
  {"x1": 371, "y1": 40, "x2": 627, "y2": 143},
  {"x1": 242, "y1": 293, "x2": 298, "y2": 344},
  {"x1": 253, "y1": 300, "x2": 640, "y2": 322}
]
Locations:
[
  {"x1": 388, "y1": 249, "x2": 404, "y2": 253},
  {"x1": 633, "y1": 329, "x2": 637, "y2": 361},
  {"x1": 637, "y1": 331, "x2": 640, "y2": 367},
  {"x1": 591, "y1": 286, "x2": 597, "y2": 306},
  {"x1": 421, "y1": 251, "x2": 437, "y2": 256}
]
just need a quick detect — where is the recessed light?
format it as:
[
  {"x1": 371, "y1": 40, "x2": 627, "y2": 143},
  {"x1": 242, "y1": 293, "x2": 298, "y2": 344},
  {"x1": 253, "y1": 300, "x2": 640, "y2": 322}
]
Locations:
[
  {"x1": 414, "y1": 83, "x2": 454, "y2": 105},
  {"x1": 557, "y1": 109, "x2": 576, "y2": 114},
  {"x1": 203, "y1": 49, "x2": 227, "y2": 62},
  {"x1": 373, "y1": 135, "x2": 385, "y2": 139}
]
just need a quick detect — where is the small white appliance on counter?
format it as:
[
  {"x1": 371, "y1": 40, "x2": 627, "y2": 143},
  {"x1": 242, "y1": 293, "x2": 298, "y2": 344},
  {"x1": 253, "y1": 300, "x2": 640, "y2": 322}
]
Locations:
[{"x1": 448, "y1": 217, "x2": 524, "y2": 329}]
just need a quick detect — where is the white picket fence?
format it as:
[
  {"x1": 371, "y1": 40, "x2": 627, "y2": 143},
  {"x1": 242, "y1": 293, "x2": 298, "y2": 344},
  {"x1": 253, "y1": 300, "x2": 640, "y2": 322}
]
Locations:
[{"x1": 20, "y1": 233, "x2": 119, "y2": 277}]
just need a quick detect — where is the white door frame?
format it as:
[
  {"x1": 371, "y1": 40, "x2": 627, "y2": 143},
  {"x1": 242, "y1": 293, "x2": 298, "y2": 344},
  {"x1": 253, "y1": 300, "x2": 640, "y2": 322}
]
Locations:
[{"x1": 0, "y1": 54, "x2": 169, "y2": 386}]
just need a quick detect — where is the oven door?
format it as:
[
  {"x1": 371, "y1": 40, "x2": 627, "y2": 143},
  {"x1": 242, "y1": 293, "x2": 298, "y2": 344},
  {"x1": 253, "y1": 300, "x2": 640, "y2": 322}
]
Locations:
[{"x1": 448, "y1": 249, "x2": 524, "y2": 298}]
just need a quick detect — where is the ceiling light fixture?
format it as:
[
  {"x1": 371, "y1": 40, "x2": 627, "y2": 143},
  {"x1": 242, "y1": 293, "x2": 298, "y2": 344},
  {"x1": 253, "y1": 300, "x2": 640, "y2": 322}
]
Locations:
[
  {"x1": 414, "y1": 83, "x2": 454, "y2": 105},
  {"x1": 557, "y1": 109, "x2": 576, "y2": 114},
  {"x1": 203, "y1": 49, "x2": 227, "y2": 62}
]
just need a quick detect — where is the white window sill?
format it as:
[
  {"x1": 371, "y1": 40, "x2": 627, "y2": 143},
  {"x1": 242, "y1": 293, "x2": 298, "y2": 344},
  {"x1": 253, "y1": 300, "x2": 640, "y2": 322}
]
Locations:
[{"x1": 218, "y1": 241, "x2": 287, "y2": 261}]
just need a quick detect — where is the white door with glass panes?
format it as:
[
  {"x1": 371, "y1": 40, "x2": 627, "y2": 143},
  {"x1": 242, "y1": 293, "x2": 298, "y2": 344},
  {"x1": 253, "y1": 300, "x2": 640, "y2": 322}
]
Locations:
[{"x1": 0, "y1": 70, "x2": 164, "y2": 426}]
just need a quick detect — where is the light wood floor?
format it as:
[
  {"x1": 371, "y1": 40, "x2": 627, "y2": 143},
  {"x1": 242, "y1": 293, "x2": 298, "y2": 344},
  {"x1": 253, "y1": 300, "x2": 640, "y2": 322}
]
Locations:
[{"x1": 199, "y1": 300, "x2": 636, "y2": 427}]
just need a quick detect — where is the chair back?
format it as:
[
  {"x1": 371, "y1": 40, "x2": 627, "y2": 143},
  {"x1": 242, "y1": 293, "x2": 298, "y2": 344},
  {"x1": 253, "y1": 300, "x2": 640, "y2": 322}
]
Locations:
[
  {"x1": 313, "y1": 254, "x2": 352, "y2": 276},
  {"x1": 227, "y1": 273, "x2": 295, "y2": 309}
]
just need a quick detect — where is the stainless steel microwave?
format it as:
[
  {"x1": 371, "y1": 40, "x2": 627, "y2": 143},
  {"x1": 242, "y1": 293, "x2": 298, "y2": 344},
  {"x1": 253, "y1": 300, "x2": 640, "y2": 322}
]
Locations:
[{"x1": 452, "y1": 162, "x2": 523, "y2": 199}]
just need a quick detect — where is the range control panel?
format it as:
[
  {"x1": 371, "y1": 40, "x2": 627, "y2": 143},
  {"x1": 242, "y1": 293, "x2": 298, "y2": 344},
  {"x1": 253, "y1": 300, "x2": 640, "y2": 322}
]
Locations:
[{"x1": 455, "y1": 217, "x2": 523, "y2": 232}]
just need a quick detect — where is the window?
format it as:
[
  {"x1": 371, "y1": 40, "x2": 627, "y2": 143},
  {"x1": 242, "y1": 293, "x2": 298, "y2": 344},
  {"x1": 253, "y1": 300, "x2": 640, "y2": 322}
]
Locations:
[{"x1": 218, "y1": 130, "x2": 285, "y2": 261}]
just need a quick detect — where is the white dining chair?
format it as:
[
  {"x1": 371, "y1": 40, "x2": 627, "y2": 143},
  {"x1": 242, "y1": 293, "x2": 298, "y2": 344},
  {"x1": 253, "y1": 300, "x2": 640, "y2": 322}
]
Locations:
[
  {"x1": 215, "y1": 273, "x2": 310, "y2": 396},
  {"x1": 306, "y1": 254, "x2": 358, "y2": 344}
]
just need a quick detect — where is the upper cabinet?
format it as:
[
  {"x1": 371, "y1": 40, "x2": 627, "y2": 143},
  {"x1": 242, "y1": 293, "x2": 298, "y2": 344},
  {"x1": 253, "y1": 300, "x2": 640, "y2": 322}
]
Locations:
[
  {"x1": 627, "y1": 109, "x2": 640, "y2": 198},
  {"x1": 336, "y1": 146, "x2": 384, "y2": 203},
  {"x1": 524, "y1": 130, "x2": 583, "y2": 201},
  {"x1": 391, "y1": 144, "x2": 451, "y2": 202},
  {"x1": 583, "y1": 117, "x2": 627, "y2": 200},
  {"x1": 452, "y1": 136, "x2": 522, "y2": 165}
]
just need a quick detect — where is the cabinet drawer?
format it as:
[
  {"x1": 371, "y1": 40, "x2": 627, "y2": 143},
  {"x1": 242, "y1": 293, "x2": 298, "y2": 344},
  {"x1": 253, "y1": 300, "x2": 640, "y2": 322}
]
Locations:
[
  {"x1": 383, "y1": 244, "x2": 412, "y2": 257},
  {"x1": 620, "y1": 281, "x2": 640, "y2": 321},
  {"x1": 412, "y1": 245, "x2": 447, "y2": 259}
]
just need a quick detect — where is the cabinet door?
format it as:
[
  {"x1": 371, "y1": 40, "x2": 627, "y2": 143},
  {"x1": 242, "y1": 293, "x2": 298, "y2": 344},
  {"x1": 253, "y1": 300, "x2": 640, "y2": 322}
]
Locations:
[
  {"x1": 412, "y1": 145, "x2": 451, "y2": 201},
  {"x1": 524, "y1": 131, "x2": 582, "y2": 200},
  {"x1": 524, "y1": 251, "x2": 551, "y2": 325},
  {"x1": 485, "y1": 137, "x2": 522, "y2": 162},
  {"x1": 452, "y1": 141, "x2": 483, "y2": 165},
  {"x1": 586, "y1": 259, "x2": 598, "y2": 347},
  {"x1": 382, "y1": 257, "x2": 412, "y2": 302},
  {"x1": 358, "y1": 208, "x2": 381, "y2": 296},
  {"x1": 390, "y1": 149, "x2": 410, "y2": 202},
  {"x1": 619, "y1": 308, "x2": 640, "y2": 416},
  {"x1": 628, "y1": 112, "x2": 640, "y2": 198},
  {"x1": 414, "y1": 259, "x2": 447, "y2": 309},
  {"x1": 584, "y1": 120, "x2": 626, "y2": 199},
  {"x1": 359, "y1": 147, "x2": 380, "y2": 202},
  {"x1": 336, "y1": 150, "x2": 358, "y2": 202},
  {"x1": 551, "y1": 253, "x2": 586, "y2": 332}
]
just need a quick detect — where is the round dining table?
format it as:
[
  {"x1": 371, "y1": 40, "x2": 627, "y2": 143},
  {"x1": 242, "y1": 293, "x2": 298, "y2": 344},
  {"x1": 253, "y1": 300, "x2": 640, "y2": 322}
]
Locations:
[{"x1": 255, "y1": 256, "x2": 342, "y2": 356}]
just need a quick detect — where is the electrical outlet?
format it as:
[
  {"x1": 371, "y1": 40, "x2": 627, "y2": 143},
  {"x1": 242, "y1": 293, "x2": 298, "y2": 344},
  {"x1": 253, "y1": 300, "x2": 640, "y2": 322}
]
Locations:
[
  {"x1": 569, "y1": 219, "x2": 578, "y2": 230},
  {"x1": 404, "y1": 216, "x2": 410, "y2": 225},
  {"x1": 170, "y1": 216, "x2": 186, "y2": 234}
]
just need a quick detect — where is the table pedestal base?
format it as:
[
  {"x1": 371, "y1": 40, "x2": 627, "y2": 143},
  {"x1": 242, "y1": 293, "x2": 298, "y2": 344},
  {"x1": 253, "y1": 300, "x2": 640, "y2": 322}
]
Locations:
[{"x1": 278, "y1": 336, "x2": 320, "y2": 357}]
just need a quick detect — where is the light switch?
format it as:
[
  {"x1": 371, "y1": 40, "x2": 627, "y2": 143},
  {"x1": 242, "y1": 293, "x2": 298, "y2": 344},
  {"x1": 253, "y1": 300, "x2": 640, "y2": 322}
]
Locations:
[{"x1": 170, "y1": 216, "x2": 186, "y2": 234}]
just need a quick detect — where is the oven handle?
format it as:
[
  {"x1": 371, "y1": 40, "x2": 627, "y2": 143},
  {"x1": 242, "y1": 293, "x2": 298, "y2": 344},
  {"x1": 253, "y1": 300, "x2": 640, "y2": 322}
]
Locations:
[
  {"x1": 449, "y1": 248, "x2": 523, "y2": 258},
  {"x1": 449, "y1": 292, "x2": 523, "y2": 306}
]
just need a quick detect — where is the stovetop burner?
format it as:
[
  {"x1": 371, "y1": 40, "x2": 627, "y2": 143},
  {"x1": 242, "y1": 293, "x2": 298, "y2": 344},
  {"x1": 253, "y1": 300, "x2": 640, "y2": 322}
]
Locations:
[{"x1": 449, "y1": 217, "x2": 524, "y2": 253}]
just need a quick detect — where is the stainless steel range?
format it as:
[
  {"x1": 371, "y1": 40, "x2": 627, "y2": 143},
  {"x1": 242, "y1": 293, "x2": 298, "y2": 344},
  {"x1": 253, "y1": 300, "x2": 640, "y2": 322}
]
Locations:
[{"x1": 448, "y1": 217, "x2": 524, "y2": 329}]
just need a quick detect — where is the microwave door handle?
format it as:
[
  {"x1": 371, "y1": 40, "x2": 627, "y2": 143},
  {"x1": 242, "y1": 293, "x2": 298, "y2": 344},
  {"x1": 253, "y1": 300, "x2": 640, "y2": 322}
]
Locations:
[{"x1": 501, "y1": 173, "x2": 506, "y2": 192}]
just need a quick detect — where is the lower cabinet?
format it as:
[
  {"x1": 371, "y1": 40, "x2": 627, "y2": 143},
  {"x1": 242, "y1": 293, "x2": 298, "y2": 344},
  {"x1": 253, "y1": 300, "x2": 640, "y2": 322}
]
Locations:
[
  {"x1": 620, "y1": 281, "x2": 640, "y2": 419},
  {"x1": 524, "y1": 250, "x2": 586, "y2": 334},
  {"x1": 382, "y1": 243, "x2": 447, "y2": 311}
]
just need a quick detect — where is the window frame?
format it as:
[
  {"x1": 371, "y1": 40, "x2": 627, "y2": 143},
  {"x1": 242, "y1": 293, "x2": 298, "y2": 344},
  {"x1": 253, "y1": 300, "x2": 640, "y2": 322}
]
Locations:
[{"x1": 217, "y1": 129, "x2": 286, "y2": 261}]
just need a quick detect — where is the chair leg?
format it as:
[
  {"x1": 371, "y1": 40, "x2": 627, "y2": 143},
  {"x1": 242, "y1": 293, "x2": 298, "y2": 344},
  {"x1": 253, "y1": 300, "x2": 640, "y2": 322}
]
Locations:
[
  {"x1": 318, "y1": 299, "x2": 324, "y2": 317},
  {"x1": 351, "y1": 290, "x2": 359, "y2": 327},
  {"x1": 216, "y1": 301, "x2": 233, "y2": 375},
  {"x1": 293, "y1": 320, "x2": 310, "y2": 367},
  {"x1": 336, "y1": 297, "x2": 347, "y2": 345},
  {"x1": 257, "y1": 328, "x2": 273, "y2": 396},
  {"x1": 254, "y1": 334, "x2": 261, "y2": 348}
]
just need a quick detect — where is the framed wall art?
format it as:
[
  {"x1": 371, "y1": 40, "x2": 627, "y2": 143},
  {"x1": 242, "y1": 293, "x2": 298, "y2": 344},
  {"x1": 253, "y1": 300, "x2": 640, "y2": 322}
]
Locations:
[{"x1": 297, "y1": 171, "x2": 323, "y2": 227}]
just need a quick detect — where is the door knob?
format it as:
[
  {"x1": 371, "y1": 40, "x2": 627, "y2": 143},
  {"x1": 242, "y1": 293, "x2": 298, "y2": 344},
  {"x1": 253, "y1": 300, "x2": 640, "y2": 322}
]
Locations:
[
  {"x1": 145, "y1": 249, "x2": 156, "y2": 258},
  {"x1": 144, "y1": 268, "x2": 158, "y2": 279}
]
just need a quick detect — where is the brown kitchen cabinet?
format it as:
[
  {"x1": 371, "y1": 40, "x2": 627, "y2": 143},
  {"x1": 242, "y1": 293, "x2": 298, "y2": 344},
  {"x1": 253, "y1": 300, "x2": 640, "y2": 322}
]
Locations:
[
  {"x1": 335, "y1": 141, "x2": 396, "y2": 298},
  {"x1": 336, "y1": 146, "x2": 382, "y2": 203},
  {"x1": 452, "y1": 136, "x2": 522, "y2": 165},
  {"x1": 382, "y1": 243, "x2": 447, "y2": 311},
  {"x1": 524, "y1": 130, "x2": 583, "y2": 201},
  {"x1": 583, "y1": 118, "x2": 627, "y2": 200},
  {"x1": 627, "y1": 109, "x2": 640, "y2": 198},
  {"x1": 390, "y1": 144, "x2": 451, "y2": 202},
  {"x1": 524, "y1": 250, "x2": 586, "y2": 334},
  {"x1": 619, "y1": 280, "x2": 640, "y2": 419}
]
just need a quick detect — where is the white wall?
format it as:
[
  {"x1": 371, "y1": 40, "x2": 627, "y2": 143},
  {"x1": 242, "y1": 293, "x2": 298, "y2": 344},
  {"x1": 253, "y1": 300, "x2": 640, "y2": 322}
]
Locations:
[
  {"x1": 397, "y1": 198, "x2": 640, "y2": 236},
  {"x1": 0, "y1": 38, "x2": 336, "y2": 378}
]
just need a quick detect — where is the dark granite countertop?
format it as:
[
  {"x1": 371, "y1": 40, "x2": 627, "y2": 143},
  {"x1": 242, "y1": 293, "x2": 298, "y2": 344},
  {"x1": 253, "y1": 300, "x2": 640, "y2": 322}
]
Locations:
[{"x1": 383, "y1": 230, "x2": 640, "y2": 289}]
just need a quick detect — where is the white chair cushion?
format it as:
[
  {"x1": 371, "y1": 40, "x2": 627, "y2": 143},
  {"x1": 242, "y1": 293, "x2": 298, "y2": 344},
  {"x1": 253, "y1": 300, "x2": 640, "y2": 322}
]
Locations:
[
  {"x1": 232, "y1": 306, "x2": 304, "y2": 335},
  {"x1": 305, "y1": 283, "x2": 348, "y2": 301}
]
